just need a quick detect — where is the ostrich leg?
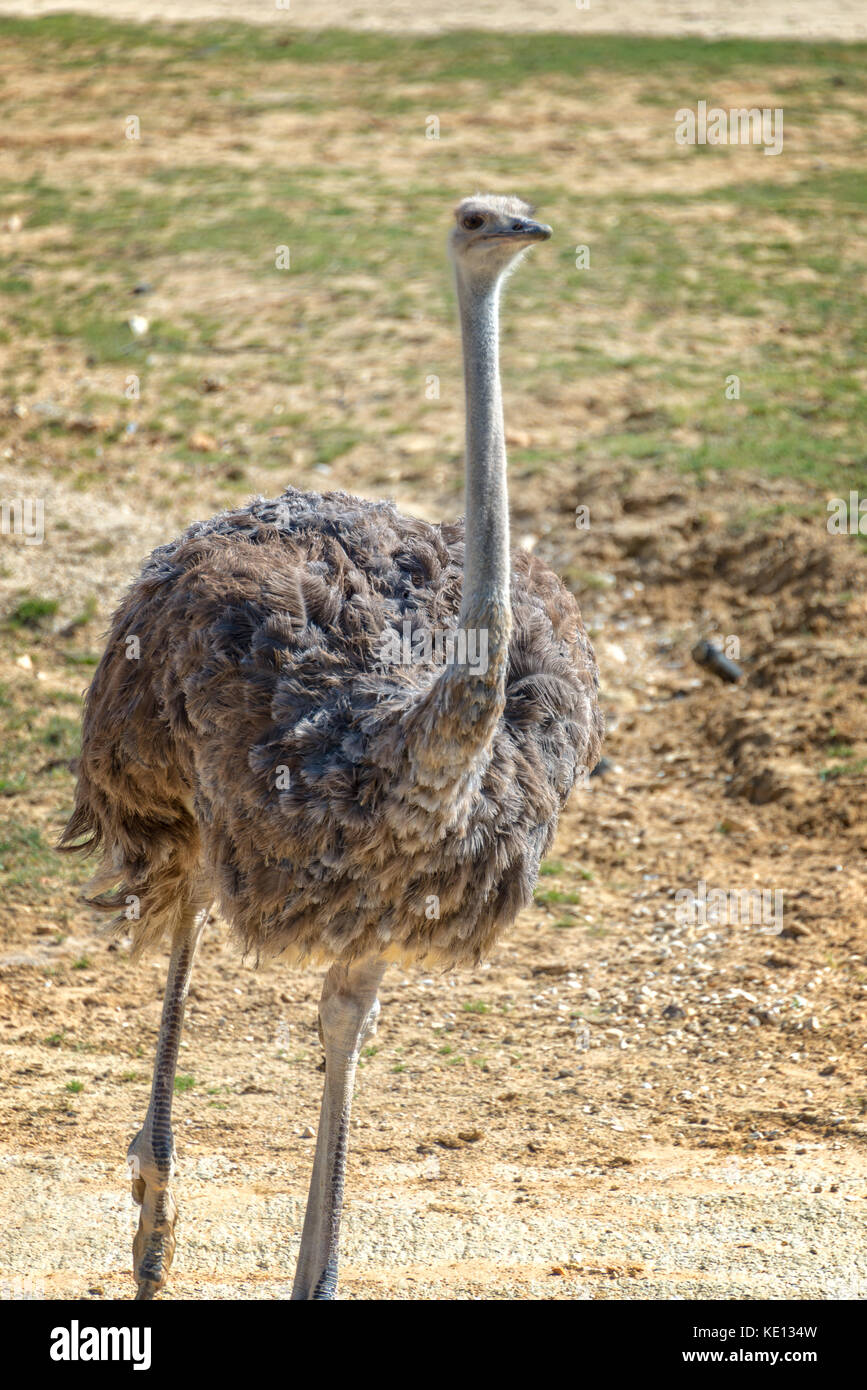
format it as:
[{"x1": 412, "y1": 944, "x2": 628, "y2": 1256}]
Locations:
[
  {"x1": 291, "y1": 954, "x2": 387, "y2": 1300},
  {"x1": 127, "y1": 908, "x2": 208, "y2": 1300}
]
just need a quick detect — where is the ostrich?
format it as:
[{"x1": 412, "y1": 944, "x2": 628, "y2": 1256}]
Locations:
[{"x1": 60, "y1": 194, "x2": 603, "y2": 1300}]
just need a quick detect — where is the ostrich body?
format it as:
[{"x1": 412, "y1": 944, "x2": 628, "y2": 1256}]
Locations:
[{"x1": 61, "y1": 195, "x2": 602, "y2": 1300}]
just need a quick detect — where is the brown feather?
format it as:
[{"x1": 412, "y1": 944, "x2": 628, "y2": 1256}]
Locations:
[{"x1": 60, "y1": 486, "x2": 602, "y2": 967}]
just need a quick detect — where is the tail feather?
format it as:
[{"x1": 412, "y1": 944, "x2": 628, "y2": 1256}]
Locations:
[
  {"x1": 57, "y1": 799, "x2": 103, "y2": 855},
  {"x1": 58, "y1": 772, "x2": 205, "y2": 958}
]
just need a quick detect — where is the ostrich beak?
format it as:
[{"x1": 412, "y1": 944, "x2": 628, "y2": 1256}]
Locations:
[
  {"x1": 484, "y1": 220, "x2": 552, "y2": 243},
  {"x1": 515, "y1": 219, "x2": 552, "y2": 241}
]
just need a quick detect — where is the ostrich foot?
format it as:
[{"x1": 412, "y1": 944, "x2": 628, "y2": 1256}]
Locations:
[
  {"x1": 128, "y1": 1128, "x2": 178, "y2": 1300},
  {"x1": 125, "y1": 911, "x2": 205, "y2": 1300}
]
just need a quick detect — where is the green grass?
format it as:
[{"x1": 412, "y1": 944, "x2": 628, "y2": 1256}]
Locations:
[
  {"x1": 44, "y1": 716, "x2": 81, "y2": 755},
  {"x1": 0, "y1": 32, "x2": 863, "y2": 496},
  {"x1": 0, "y1": 19, "x2": 865, "y2": 915},
  {"x1": 5, "y1": 597, "x2": 58, "y2": 629},
  {"x1": 2, "y1": 17, "x2": 864, "y2": 81},
  {"x1": 0, "y1": 683, "x2": 83, "y2": 806},
  {"x1": 535, "y1": 888, "x2": 582, "y2": 906},
  {"x1": 0, "y1": 825, "x2": 56, "y2": 886},
  {"x1": 821, "y1": 757, "x2": 867, "y2": 782}
]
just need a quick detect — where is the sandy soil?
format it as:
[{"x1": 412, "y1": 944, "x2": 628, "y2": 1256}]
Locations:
[
  {"x1": 2, "y1": 454, "x2": 867, "y2": 1301},
  {"x1": 0, "y1": 0, "x2": 865, "y2": 41}
]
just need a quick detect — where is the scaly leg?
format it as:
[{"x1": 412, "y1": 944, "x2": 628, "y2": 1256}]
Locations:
[
  {"x1": 127, "y1": 908, "x2": 207, "y2": 1300},
  {"x1": 291, "y1": 954, "x2": 387, "y2": 1300}
]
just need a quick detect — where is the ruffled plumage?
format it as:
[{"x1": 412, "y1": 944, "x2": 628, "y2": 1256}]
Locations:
[{"x1": 61, "y1": 485, "x2": 602, "y2": 967}]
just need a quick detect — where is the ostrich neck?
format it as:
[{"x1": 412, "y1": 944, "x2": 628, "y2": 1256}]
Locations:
[
  {"x1": 388, "y1": 267, "x2": 514, "y2": 804},
  {"x1": 457, "y1": 271, "x2": 511, "y2": 649}
]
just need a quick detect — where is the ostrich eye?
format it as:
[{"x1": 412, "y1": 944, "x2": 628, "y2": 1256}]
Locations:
[{"x1": 462, "y1": 214, "x2": 484, "y2": 230}]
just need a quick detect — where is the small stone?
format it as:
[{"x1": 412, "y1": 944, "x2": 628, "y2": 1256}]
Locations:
[
  {"x1": 300, "y1": 1126, "x2": 315, "y2": 1139},
  {"x1": 189, "y1": 431, "x2": 218, "y2": 452}
]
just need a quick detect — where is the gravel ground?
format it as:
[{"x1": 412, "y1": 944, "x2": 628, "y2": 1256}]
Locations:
[{"x1": 4, "y1": 1110, "x2": 866, "y2": 1299}]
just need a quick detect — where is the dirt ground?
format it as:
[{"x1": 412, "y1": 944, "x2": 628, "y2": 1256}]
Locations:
[
  {"x1": 1, "y1": 0, "x2": 866, "y2": 41},
  {"x1": 0, "y1": 16, "x2": 866, "y2": 1302},
  {"x1": 3, "y1": 462, "x2": 866, "y2": 1301}
]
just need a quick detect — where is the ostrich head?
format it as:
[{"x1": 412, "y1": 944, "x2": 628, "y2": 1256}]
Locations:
[{"x1": 449, "y1": 193, "x2": 552, "y2": 286}]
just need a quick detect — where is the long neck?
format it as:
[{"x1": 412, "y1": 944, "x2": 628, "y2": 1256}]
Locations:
[
  {"x1": 386, "y1": 266, "x2": 514, "y2": 800},
  {"x1": 456, "y1": 268, "x2": 511, "y2": 646}
]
